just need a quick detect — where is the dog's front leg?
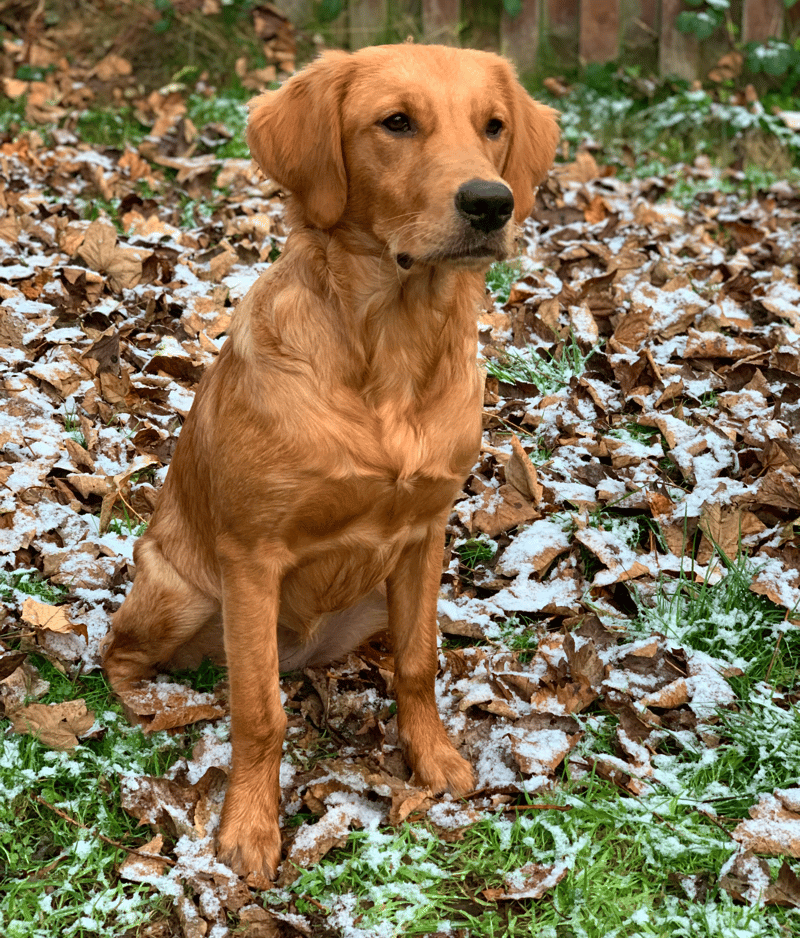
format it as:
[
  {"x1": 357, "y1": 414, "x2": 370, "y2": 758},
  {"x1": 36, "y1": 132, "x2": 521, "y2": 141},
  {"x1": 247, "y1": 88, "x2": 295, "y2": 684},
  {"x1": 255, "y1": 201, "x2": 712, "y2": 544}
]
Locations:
[
  {"x1": 387, "y1": 517, "x2": 475, "y2": 795},
  {"x1": 216, "y1": 537, "x2": 290, "y2": 879}
]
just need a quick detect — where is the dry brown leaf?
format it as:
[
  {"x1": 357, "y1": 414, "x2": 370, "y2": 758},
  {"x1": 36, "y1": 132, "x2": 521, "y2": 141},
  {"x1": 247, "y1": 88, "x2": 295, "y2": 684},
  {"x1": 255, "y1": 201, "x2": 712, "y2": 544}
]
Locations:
[
  {"x1": 638, "y1": 677, "x2": 689, "y2": 709},
  {"x1": 557, "y1": 151, "x2": 600, "y2": 183},
  {"x1": 697, "y1": 502, "x2": 766, "y2": 564},
  {"x1": 733, "y1": 789, "x2": 800, "y2": 857},
  {"x1": 283, "y1": 805, "x2": 362, "y2": 880},
  {"x1": 390, "y1": 788, "x2": 434, "y2": 825},
  {"x1": 20, "y1": 597, "x2": 87, "y2": 641},
  {"x1": 470, "y1": 483, "x2": 539, "y2": 537},
  {"x1": 750, "y1": 560, "x2": 800, "y2": 616},
  {"x1": 236, "y1": 905, "x2": 281, "y2": 938},
  {"x1": 583, "y1": 194, "x2": 608, "y2": 225},
  {"x1": 528, "y1": 681, "x2": 598, "y2": 715},
  {"x1": 119, "y1": 682, "x2": 226, "y2": 732},
  {"x1": 508, "y1": 727, "x2": 581, "y2": 777},
  {"x1": 0, "y1": 661, "x2": 50, "y2": 714},
  {"x1": 0, "y1": 650, "x2": 26, "y2": 682},
  {"x1": 506, "y1": 435, "x2": 543, "y2": 503},
  {"x1": 769, "y1": 861, "x2": 800, "y2": 908},
  {"x1": 573, "y1": 527, "x2": 649, "y2": 584},
  {"x1": 119, "y1": 834, "x2": 170, "y2": 882},
  {"x1": 564, "y1": 632, "x2": 605, "y2": 689},
  {"x1": 483, "y1": 860, "x2": 568, "y2": 901},
  {"x1": 683, "y1": 330, "x2": 762, "y2": 360},
  {"x1": 612, "y1": 308, "x2": 652, "y2": 348},
  {"x1": 76, "y1": 217, "x2": 149, "y2": 291},
  {"x1": 721, "y1": 850, "x2": 800, "y2": 908},
  {"x1": 121, "y1": 774, "x2": 200, "y2": 838},
  {"x1": 753, "y1": 472, "x2": 800, "y2": 513},
  {"x1": 91, "y1": 53, "x2": 133, "y2": 81},
  {"x1": 10, "y1": 699, "x2": 95, "y2": 750},
  {"x1": 176, "y1": 896, "x2": 206, "y2": 939},
  {"x1": 63, "y1": 437, "x2": 95, "y2": 472}
]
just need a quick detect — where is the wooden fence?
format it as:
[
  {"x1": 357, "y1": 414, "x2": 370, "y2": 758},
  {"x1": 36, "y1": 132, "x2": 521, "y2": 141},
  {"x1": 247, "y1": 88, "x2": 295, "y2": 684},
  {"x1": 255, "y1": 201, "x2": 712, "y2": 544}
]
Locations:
[{"x1": 282, "y1": 0, "x2": 799, "y2": 79}]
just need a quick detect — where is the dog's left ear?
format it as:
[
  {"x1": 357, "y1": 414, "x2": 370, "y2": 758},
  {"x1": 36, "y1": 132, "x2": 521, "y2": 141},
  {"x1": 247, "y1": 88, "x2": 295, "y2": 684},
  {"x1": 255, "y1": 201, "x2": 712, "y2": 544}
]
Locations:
[
  {"x1": 502, "y1": 71, "x2": 560, "y2": 224},
  {"x1": 247, "y1": 51, "x2": 353, "y2": 229}
]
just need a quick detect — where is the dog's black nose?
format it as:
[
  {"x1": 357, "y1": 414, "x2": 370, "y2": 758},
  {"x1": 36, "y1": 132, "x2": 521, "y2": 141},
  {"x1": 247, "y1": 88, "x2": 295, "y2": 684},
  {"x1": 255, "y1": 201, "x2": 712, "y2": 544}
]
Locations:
[{"x1": 455, "y1": 179, "x2": 514, "y2": 233}]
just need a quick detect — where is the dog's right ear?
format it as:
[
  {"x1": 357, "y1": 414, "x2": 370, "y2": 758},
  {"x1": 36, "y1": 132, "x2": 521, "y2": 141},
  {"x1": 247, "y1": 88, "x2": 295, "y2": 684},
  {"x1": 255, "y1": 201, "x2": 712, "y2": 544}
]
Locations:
[{"x1": 247, "y1": 51, "x2": 352, "y2": 230}]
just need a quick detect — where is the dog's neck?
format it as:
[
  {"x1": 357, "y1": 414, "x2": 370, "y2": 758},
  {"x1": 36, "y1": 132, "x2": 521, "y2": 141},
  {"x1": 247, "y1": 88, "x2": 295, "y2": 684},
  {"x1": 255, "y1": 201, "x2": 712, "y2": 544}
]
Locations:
[
  {"x1": 317, "y1": 224, "x2": 486, "y2": 396},
  {"x1": 233, "y1": 219, "x2": 487, "y2": 413}
]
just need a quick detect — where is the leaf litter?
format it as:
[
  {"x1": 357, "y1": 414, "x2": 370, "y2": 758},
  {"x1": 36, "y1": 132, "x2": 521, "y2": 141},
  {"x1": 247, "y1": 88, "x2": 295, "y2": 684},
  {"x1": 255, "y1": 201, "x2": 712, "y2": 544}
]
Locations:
[{"x1": 1, "y1": 50, "x2": 800, "y2": 938}]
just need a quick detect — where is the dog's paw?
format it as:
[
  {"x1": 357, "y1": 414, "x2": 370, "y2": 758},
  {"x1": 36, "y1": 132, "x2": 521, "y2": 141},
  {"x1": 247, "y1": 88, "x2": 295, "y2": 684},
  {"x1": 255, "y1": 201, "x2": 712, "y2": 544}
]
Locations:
[
  {"x1": 410, "y1": 741, "x2": 475, "y2": 796},
  {"x1": 102, "y1": 644, "x2": 154, "y2": 694},
  {"x1": 217, "y1": 815, "x2": 281, "y2": 880}
]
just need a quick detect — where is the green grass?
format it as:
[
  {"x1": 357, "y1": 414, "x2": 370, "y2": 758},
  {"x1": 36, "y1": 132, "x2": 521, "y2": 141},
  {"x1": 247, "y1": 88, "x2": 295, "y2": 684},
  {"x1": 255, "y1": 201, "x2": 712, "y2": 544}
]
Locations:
[
  {"x1": 486, "y1": 333, "x2": 598, "y2": 393},
  {"x1": 629, "y1": 552, "x2": 794, "y2": 679},
  {"x1": 270, "y1": 775, "x2": 799, "y2": 937},
  {"x1": 455, "y1": 535, "x2": 496, "y2": 570},
  {"x1": 495, "y1": 614, "x2": 540, "y2": 660},
  {"x1": 171, "y1": 657, "x2": 226, "y2": 694},
  {"x1": 186, "y1": 91, "x2": 251, "y2": 160},
  {"x1": 62, "y1": 405, "x2": 87, "y2": 449},
  {"x1": 0, "y1": 660, "x2": 191, "y2": 938},
  {"x1": 0, "y1": 571, "x2": 69, "y2": 605},
  {"x1": 486, "y1": 260, "x2": 522, "y2": 304},
  {"x1": 75, "y1": 108, "x2": 149, "y2": 150},
  {"x1": 619, "y1": 553, "x2": 800, "y2": 820}
]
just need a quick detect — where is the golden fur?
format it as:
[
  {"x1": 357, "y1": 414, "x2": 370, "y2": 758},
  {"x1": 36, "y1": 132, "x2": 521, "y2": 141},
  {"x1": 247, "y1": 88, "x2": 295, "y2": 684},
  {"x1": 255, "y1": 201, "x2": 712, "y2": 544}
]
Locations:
[{"x1": 103, "y1": 43, "x2": 558, "y2": 878}]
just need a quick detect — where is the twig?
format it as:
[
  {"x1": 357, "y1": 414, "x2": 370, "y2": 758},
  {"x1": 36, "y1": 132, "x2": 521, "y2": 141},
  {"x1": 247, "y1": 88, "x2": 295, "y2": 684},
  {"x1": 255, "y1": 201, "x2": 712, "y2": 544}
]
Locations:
[
  {"x1": 302, "y1": 895, "x2": 329, "y2": 913},
  {"x1": 764, "y1": 631, "x2": 783, "y2": 684},
  {"x1": 699, "y1": 808, "x2": 734, "y2": 838},
  {"x1": 501, "y1": 802, "x2": 572, "y2": 812},
  {"x1": 115, "y1": 486, "x2": 148, "y2": 525},
  {"x1": 31, "y1": 794, "x2": 175, "y2": 867}
]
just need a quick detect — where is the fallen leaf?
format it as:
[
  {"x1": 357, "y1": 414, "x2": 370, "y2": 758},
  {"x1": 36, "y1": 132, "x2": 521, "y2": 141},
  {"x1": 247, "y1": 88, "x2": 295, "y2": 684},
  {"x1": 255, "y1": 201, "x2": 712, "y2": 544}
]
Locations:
[
  {"x1": 638, "y1": 677, "x2": 689, "y2": 710},
  {"x1": 10, "y1": 699, "x2": 95, "y2": 750},
  {"x1": 733, "y1": 789, "x2": 800, "y2": 857},
  {"x1": 508, "y1": 726, "x2": 581, "y2": 777},
  {"x1": 483, "y1": 859, "x2": 568, "y2": 901},
  {"x1": 470, "y1": 483, "x2": 540, "y2": 537},
  {"x1": 283, "y1": 805, "x2": 363, "y2": 881},
  {"x1": 119, "y1": 833, "x2": 170, "y2": 882},
  {"x1": 506, "y1": 434, "x2": 543, "y2": 503},
  {"x1": 118, "y1": 682, "x2": 226, "y2": 732},
  {"x1": 21, "y1": 597, "x2": 87, "y2": 641}
]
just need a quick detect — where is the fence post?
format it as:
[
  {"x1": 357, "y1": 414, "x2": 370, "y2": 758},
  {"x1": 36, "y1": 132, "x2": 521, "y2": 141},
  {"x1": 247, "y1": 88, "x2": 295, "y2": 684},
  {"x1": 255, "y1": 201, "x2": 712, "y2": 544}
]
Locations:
[
  {"x1": 620, "y1": 0, "x2": 658, "y2": 70},
  {"x1": 579, "y1": 0, "x2": 620, "y2": 63},
  {"x1": 541, "y1": 0, "x2": 580, "y2": 70},
  {"x1": 501, "y1": 0, "x2": 541, "y2": 75},
  {"x1": 348, "y1": 0, "x2": 388, "y2": 47},
  {"x1": 658, "y1": 0, "x2": 699, "y2": 79},
  {"x1": 421, "y1": 0, "x2": 462, "y2": 43},
  {"x1": 742, "y1": 0, "x2": 783, "y2": 42}
]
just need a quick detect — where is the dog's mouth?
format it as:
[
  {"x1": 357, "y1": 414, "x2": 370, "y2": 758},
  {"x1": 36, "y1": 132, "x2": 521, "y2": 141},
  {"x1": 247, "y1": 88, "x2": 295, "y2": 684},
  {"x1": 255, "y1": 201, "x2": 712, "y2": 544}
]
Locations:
[{"x1": 397, "y1": 244, "x2": 505, "y2": 270}]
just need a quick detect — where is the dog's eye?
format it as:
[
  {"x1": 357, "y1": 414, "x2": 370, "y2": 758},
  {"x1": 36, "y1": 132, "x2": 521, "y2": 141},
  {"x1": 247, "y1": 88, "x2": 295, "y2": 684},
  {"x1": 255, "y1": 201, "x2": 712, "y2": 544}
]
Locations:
[
  {"x1": 486, "y1": 118, "x2": 504, "y2": 139},
  {"x1": 381, "y1": 112, "x2": 415, "y2": 135}
]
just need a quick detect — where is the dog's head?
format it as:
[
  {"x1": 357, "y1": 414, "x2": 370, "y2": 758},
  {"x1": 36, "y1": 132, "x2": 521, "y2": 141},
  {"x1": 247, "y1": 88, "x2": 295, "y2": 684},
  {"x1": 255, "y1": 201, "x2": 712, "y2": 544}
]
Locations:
[{"x1": 247, "y1": 44, "x2": 558, "y2": 269}]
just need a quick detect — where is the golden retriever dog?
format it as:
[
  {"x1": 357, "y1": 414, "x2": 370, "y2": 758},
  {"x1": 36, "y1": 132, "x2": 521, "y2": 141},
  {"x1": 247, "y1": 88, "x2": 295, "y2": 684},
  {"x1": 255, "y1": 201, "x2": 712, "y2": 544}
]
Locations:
[{"x1": 103, "y1": 43, "x2": 558, "y2": 879}]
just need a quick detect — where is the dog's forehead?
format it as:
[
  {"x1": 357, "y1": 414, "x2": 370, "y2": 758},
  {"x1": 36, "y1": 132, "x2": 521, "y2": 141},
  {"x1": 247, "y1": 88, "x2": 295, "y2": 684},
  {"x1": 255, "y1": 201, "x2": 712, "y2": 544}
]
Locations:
[{"x1": 345, "y1": 46, "x2": 507, "y2": 116}]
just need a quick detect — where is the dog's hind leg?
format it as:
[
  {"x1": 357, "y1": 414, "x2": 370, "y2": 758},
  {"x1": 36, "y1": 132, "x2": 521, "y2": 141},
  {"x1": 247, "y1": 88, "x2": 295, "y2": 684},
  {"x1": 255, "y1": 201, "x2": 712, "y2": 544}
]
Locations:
[{"x1": 102, "y1": 536, "x2": 219, "y2": 691}]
